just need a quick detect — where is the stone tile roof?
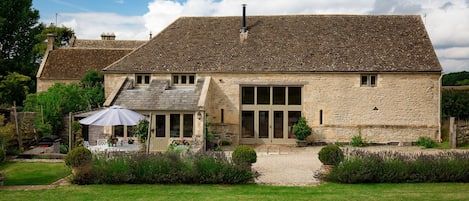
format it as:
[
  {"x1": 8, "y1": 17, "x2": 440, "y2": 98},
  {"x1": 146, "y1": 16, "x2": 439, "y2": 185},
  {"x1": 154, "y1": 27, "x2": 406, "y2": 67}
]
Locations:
[
  {"x1": 111, "y1": 78, "x2": 205, "y2": 111},
  {"x1": 104, "y1": 15, "x2": 441, "y2": 73},
  {"x1": 40, "y1": 48, "x2": 132, "y2": 79},
  {"x1": 71, "y1": 39, "x2": 145, "y2": 49}
]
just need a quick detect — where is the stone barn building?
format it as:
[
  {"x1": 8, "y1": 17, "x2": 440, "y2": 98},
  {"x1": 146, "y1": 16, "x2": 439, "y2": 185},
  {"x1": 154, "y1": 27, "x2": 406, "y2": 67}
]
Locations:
[
  {"x1": 102, "y1": 15, "x2": 441, "y2": 151},
  {"x1": 36, "y1": 33, "x2": 145, "y2": 92}
]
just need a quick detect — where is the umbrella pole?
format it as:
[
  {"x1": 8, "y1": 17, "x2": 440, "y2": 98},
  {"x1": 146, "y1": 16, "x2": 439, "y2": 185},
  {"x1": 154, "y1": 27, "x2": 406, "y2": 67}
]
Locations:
[{"x1": 146, "y1": 113, "x2": 152, "y2": 154}]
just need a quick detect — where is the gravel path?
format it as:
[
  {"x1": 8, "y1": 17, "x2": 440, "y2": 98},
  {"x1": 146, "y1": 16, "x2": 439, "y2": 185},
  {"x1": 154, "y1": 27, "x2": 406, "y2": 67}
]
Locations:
[{"x1": 251, "y1": 145, "x2": 322, "y2": 186}]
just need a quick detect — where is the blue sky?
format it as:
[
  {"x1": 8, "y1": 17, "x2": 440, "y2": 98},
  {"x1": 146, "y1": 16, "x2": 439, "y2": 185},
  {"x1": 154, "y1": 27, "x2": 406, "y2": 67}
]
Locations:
[{"x1": 32, "y1": 0, "x2": 469, "y2": 73}]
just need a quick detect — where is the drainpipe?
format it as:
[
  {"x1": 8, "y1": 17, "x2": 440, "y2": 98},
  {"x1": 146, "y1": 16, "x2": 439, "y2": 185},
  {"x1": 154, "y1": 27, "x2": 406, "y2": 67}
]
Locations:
[{"x1": 438, "y1": 73, "x2": 443, "y2": 142}]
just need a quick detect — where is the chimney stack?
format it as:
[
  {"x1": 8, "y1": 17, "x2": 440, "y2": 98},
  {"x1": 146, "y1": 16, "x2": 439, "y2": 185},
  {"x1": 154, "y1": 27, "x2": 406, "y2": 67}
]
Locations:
[
  {"x1": 241, "y1": 4, "x2": 247, "y2": 33},
  {"x1": 46, "y1": 33, "x2": 56, "y2": 51},
  {"x1": 240, "y1": 4, "x2": 248, "y2": 42},
  {"x1": 101, "y1": 33, "x2": 116, "y2": 40}
]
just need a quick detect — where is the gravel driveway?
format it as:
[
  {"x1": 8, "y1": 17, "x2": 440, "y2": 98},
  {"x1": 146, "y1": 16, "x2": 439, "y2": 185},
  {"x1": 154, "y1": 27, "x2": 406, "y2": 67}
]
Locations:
[
  {"x1": 248, "y1": 144, "x2": 450, "y2": 186},
  {"x1": 250, "y1": 145, "x2": 322, "y2": 186}
]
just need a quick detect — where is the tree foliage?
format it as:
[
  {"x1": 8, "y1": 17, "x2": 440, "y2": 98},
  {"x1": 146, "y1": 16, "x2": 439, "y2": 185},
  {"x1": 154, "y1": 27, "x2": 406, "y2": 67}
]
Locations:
[
  {"x1": 23, "y1": 70, "x2": 105, "y2": 136},
  {"x1": 80, "y1": 70, "x2": 105, "y2": 109},
  {"x1": 0, "y1": 72, "x2": 31, "y2": 107},
  {"x1": 0, "y1": 0, "x2": 42, "y2": 78},
  {"x1": 33, "y1": 24, "x2": 74, "y2": 57},
  {"x1": 442, "y1": 89, "x2": 469, "y2": 120},
  {"x1": 442, "y1": 71, "x2": 469, "y2": 86}
]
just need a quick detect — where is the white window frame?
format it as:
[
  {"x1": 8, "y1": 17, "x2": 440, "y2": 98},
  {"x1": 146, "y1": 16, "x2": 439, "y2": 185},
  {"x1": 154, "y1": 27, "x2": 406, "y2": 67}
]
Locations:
[
  {"x1": 136, "y1": 74, "x2": 151, "y2": 85},
  {"x1": 172, "y1": 74, "x2": 196, "y2": 86},
  {"x1": 360, "y1": 74, "x2": 377, "y2": 87}
]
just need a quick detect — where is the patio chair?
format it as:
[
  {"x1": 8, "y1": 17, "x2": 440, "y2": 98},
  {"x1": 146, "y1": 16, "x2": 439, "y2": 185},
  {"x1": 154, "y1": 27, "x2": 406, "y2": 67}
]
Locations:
[{"x1": 96, "y1": 139, "x2": 108, "y2": 151}]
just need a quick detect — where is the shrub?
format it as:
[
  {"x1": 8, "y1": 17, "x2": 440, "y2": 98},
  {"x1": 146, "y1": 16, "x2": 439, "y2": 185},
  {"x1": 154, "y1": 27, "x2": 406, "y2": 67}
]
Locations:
[
  {"x1": 70, "y1": 152, "x2": 255, "y2": 185},
  {"x1": 65, "y1": 147, "x2": 92, "y2": 168},
  {"x1": 60, "y1": 144, "x2": 68, "y2": 154},
  {"x1": 415, "y1": 136, "x2": 437, "y2": 148},
  {"x1": 350, "y1": 133, "x2": 367, "y2": 147},
  {"x1": 325, "y1": 150, "x2": 469, "y2": 183},
  {"x1": 292, "y1": 117, "x2": 312, "y2": 140},
  {"x1": 318, "y1": 144, "x2": 344, "y2": 165},
  {"x1": 232, "y1": 145, "x2": 257, "y2": 166}
]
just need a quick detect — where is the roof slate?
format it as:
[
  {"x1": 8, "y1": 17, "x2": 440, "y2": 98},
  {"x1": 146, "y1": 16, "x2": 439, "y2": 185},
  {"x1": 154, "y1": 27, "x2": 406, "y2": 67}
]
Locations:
[
  {"x1": 104, "y1": 15, "x2": 441, "y2": 73},
  {"x1": 72, "y1": 39, "x2": 145, "y2": 49},
  {"x1": 41, "y1": 48, "x2": 132, "y2": 79},
  {"x1": 112, "y1": 78, "x2": 205, "y2": 111}
]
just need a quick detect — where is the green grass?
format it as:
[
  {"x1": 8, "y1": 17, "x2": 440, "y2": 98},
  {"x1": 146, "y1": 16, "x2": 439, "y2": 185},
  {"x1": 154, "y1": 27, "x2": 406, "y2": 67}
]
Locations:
[
  {"x1": 0, "y1": 162, "x2": 70, "y2": 185},
  {"x1": 436, "y1": 141, "x2": 469, "y2": 149},
  {"x1": 1, "y1": 183, "x2": 469, "y2": 201}
]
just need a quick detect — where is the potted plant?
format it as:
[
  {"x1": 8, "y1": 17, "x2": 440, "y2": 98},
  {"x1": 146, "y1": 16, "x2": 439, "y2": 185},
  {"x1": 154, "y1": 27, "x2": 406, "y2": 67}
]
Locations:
[{"x1": 292, "y1": 117, "x2": 312, "y2": 147}]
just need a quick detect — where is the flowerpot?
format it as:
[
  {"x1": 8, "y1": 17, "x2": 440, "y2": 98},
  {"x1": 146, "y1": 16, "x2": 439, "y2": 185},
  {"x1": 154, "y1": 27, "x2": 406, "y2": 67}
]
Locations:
[{"x1": 296, "y1": 140, "x2": 308, "y2": 147}]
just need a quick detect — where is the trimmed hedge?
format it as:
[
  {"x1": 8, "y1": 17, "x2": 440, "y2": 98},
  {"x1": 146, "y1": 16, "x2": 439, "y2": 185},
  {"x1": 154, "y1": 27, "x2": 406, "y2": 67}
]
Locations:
[
  {"x1": 324, "y1": 150, "x2": 469, "y2": 183},
  {"x1": 72, "y1": 152, "x2": 255, "y2": 184},
  {"x1": 65, "y1": 147, "x2": 92, "y2": 168},
  {"x1": 318, "y1": 144, "x2": 344, "y2": 165},
  {"x1": 232, "y1": 145, "x2": 257, "y2": 166}
]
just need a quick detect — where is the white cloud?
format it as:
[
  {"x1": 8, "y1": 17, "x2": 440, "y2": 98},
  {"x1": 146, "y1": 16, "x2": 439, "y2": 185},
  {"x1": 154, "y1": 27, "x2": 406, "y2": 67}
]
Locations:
[{"x1": 59, "y1": 12, "x2": 147, "y2": 39}]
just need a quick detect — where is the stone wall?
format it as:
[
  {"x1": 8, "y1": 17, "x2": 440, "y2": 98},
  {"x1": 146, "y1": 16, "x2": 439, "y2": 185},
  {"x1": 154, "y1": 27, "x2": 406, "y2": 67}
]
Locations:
[
  {"x1": 36, "y1": 79, "x2": 79, "y2": 92},
  {"x1": 103, "y1": 72, "x2": 440, "y2": 145},
  {"x1": 198, "y1": 72, "x2": 440, "y2": 144},
  {"x1": 457, "y1": 125, "x2": 469, "y2": 146}
]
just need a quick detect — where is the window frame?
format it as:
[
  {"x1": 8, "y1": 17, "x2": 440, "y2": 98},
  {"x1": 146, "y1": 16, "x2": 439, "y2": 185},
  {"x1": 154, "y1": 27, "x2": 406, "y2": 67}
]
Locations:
[
  {"x1": 136, "y1": 74, "x2": 151, "y2": 85},
  {"x1": 172, "y1": 74, "x2": 196, "y2": 86},
  {"x1": 360, "y1": 74, "x2": 377, "y2": 87}
]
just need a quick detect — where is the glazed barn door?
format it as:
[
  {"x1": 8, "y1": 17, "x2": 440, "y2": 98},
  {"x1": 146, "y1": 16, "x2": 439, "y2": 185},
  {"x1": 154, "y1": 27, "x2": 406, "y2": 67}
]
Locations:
[{"x1": 153, "y1": 114, "x2": 167, "y2": 151}]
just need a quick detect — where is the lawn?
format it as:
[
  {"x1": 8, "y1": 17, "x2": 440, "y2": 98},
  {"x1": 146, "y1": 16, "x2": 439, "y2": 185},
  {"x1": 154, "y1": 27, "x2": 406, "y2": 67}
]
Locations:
[
  {"x1": 0, "y1": 161, "x2": 70, "y2": 185},
  {"x1": 1, "y1": 183, "x2": 469, "y2": 201}
]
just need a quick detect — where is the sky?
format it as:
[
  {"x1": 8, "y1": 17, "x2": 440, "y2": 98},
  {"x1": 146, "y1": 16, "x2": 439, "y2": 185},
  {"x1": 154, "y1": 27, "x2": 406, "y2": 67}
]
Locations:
[{"x1": 32, "y1": 0, "x2": 469, "y2": 73}]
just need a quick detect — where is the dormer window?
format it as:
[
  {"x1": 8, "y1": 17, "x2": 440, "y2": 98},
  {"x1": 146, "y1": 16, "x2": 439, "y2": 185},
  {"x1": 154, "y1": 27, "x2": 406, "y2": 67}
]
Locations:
[
  {"x1": 173, "y1": 74, "x2": 195, "y2": 85},
  {"x1": 136, "y1": 74, "x2": 150, "y2": 85}
]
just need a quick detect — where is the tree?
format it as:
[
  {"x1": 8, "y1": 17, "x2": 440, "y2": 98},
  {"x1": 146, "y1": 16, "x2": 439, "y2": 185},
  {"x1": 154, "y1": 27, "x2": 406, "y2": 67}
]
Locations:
[
  {"x1": 33, "y1": 23, "x2": 74, "y2": 57},
  {"x1": 0, "y1": 0, "x2": 42, "y2": 78},
  {"x1": 80, "y1": 70, "x2": 105, "y2": 109},
  {"x1": 441, "y1": 90, "x2": 469, "y2": 120},
  {"x1": 442, "y1": 71, "x2": 469, "y2": 86},
  {"x1": 0, "y1": 72, "x2": 31, "y2": 107},
  {"x1": 23, "y1": 70, "x2": 105, "y2": 136}
]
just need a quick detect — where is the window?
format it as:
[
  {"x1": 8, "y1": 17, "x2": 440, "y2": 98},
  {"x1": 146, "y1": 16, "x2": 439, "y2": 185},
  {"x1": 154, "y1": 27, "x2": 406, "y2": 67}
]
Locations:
[
  {"x1": 114, "y1": 125, "x2": 124, "y2": 137},
  {"x1": 257, "y1": 87, "x2": 270, "y2": 105},
  {"x1": 242, "y1": 87, "x2": 254, "y2": 104},
  {"x1": 221, "y1": 109, "x2": 224, "y2": 123},
  {"x1": 156, "y1": 114, "x2": 193, "y2": 138},
  {"x1": 361, "y1": 74, "x2": 377, "y2": 87},
  {"x1": 156, "y1": 115, "x2": 165, "y2": 137},
  {"x1": 288, "y1": 87, "x2": 301, "y2": 105},
  {"x1": 242, "y1": 111, "x2": 254, "y2": 138},
  {"x1": 288, "y1": 111, "x2": 301, "y2": 138},
  {"x1": 240, "y1": 86, "x2": 303, "y2": 140},
  {"x1": 170, "y1": 114, "x2": 180, "y2": 137},
  {"x1": 136, "y1": 74, "x2": 150, "y2": 85},
  {"x1": 183, "y1": 114, "x2": 193, "y2": 137},
  {"x1": 273, "y1": 87, "x2": 286, "y2": 105},
  {"x1": 173, "y1": 74, "x2": 196, "y2": 85},
  {"x1": 319, "y1": 110, "x2": 323, "y2": 125}
]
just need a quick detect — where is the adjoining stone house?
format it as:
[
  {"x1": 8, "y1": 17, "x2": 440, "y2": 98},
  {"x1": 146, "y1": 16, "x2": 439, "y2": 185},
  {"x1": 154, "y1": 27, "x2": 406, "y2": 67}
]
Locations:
[
  {"x1": 102, "y1": 14, "x2": 442, "y2": 152},
  {"x1": 36, "y1": 33, "x2": 146, "y2": 92}
]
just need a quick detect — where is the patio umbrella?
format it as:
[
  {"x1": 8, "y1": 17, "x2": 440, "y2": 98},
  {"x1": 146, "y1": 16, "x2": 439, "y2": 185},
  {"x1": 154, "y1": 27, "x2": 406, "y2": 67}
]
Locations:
[{"x1": 79, "y1": 105, "x2": 146, "y2": 126}]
